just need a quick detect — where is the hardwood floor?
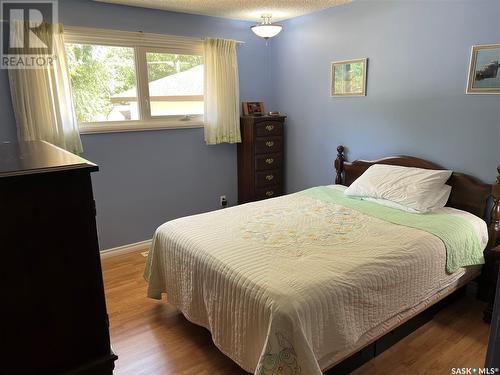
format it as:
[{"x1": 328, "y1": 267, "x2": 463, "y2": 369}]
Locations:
[{"x1": 101, "y1": 251, "x2": 491, "y2": 375}]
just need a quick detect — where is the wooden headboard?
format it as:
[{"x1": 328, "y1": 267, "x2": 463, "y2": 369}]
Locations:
[{"x1": 334, "y1": 145, "x2": 500, "y2": 249}]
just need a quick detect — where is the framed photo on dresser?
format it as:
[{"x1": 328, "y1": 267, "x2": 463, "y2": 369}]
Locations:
[{"x1": 242, "y1": 101, "x2": 265, "y2": 116}]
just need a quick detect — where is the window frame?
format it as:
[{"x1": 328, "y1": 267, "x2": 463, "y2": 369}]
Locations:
[
  {"x1": 64, "y1": 26, "x2": 205, "y2": 134},
  {"x1": 142, "y1": 47, "x2": 204, "y2": 121}
]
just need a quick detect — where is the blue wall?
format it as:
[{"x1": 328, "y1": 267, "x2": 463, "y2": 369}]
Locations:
[
  {"x1": 0, "y1": 0, "x2": 272, "y2": 249},
  {"x1": 270, "y1": 0, "x2": 500, "y2": 193},
  {"x1": 1, "y1": 0, "x2": 499, "y2": 249}
]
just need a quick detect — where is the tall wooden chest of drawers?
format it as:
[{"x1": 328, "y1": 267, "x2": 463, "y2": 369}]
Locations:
[
  {"x1": 0, "y1": 141, "x2": 117, "y2": 374},
  {"x1": 237, "y1": 115, "x2": 286, "y2": 203}
]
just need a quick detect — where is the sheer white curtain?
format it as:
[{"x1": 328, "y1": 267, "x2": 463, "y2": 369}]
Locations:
[
  {"x1": 203, "y1": 38, "x2": 241, "y2": 145},
  {"x1": 8, "y1": 23, "x2": 83, "y2": 154}
]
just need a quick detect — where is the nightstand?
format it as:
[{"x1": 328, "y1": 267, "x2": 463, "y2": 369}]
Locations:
[{"x1": 483, "y1": 245, "x2": 500, "y2": 323}]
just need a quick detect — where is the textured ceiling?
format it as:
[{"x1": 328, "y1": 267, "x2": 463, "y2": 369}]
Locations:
[{"x1": 94, "y1": 0, "x2": 351, "y2": 22}]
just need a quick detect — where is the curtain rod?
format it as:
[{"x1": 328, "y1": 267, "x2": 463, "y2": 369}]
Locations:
[{"x1": 133, "y1": 30, "x2": 246, "y2": 45}]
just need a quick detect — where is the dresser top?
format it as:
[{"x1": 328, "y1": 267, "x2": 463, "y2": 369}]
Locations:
[
  {"x1": 0, "y1": 141, "x2": 97, "y2": 178},
  {"x1": 241, "y1": 115, "x2": 287, "y2": 120}
]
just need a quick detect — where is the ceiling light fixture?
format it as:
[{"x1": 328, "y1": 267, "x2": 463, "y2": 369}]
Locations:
[{"x1": 251, "y1": 14, "x2": 283, "y2": 39}]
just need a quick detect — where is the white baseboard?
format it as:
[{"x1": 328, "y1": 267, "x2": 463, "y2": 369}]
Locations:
[{"x1": 100, "y1": 239, "x2": 152, "y2": 259}]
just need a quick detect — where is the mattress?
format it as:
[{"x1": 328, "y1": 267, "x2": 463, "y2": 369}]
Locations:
[{"x1": 144, "y1": 185, "x2": 487, "y2": 375}]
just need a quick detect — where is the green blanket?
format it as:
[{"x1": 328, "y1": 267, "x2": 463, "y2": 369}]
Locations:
[{"x1": 302, "y1": 186, "x2": 484, "y2": 273}]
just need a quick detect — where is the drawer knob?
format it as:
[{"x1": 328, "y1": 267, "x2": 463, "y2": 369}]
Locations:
[
  {"x1": 265, "y1": 141, "x2": 274, "y2": 148},
  {"x1": 265, "y1": 158, "x2": 274, "y2": 164},
  {"x1": 266, "y1": 191, "x2": 274, "y2": 197},
  {"x1": 266, "y1": 174, "x2": 274, "y2": 181},
  {"x1": 265, "y1": 125, "x2": 274, "y2": 132}
]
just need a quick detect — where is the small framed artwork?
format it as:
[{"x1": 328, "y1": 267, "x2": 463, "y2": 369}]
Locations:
[
  {"x1": 467, "y1": 44, "x2": 500, "y2": 94},
  {"x1": 242, "y1": 101, "x2": 265, "y2": 116},
  {"x1": 331, "y1": 58, "x2": 368, "y2": 97}
]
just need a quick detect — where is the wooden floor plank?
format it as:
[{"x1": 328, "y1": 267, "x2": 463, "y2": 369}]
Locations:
[{"x1": 102, "y1": 251, "x2": 490, "y2": 375}]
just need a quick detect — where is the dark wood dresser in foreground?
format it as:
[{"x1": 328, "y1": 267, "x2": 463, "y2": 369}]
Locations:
[
  {"x1": 0, "y1": 141, "x2": 117, "y2": 374},
  {"x1": 237, "y1": 115, "x2": 286, "y2": 203}
]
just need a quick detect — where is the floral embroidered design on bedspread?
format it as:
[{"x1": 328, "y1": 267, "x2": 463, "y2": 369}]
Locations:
[
  {"x1": 258, "y1": 331, "x2": 301, "y2": 375},
  {"x1": 238, "y1": 196, "x2": 367, "y2": 248}
]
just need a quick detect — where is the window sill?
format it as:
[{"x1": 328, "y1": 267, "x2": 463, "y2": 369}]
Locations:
[{"x1": 79, "y1": 120, "x2": 204, "y2": 135}]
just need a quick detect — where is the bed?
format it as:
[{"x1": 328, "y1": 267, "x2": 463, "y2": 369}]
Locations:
[{"x1": 145, "y1": 146, "x2": 500, "y2": 375}]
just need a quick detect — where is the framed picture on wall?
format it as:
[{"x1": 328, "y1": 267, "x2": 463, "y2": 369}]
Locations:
[
  {"x1": 466, "y1": 44, "x2": 500, "y2": 94},
  {"x1": 331, "y1": 58, "x2": 368, "y2": 97},
  {"x1": 242, "y1": 101, "x2": 265, "y2": 116}
]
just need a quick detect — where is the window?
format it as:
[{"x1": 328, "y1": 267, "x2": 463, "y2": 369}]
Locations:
[
  {"x1": 66, "y1": 44, "x2": 139, "y2": 123},
  {"x1": 64, "y1": 27, "x2": 204, "y2": 133},
  {"x1": 145, "y1": 52, "x2": 203, "y2": 117}
]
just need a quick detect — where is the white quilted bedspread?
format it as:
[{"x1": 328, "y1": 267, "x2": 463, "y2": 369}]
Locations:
[{"x1": 144, "y1": 186, "x2": 486, "y2": 375}]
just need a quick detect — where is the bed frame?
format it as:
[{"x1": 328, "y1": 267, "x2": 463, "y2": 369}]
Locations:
[{"x1": 327, "y1": 145, "x2": 500, "y2": 373}]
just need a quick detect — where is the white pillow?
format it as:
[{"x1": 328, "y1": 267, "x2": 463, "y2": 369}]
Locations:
[
  {"x1": 361, "y1": 184, "x2": 452, "y2": 213},
  {"x1": 344, "y1": 164, "x2": 452, "y2": 213}
]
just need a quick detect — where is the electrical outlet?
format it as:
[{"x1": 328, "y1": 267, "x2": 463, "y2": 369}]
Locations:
[{"x1": 220, "y1": 195, "x2": 228, "y2": 208}]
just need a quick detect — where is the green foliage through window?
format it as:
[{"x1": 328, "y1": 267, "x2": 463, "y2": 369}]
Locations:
[
  {"x1": 146, "y1": 52, "x2": 202, "y2": 82},
  {"x1": 65, "y1": 44, "x2": 137, "y2": 123}
]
